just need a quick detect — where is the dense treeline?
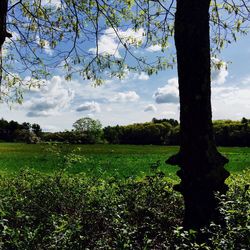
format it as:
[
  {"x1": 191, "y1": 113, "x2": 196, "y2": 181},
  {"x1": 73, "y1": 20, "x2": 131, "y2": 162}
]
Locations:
[
  {"x1": 103, "y1": 118, "x2": 179, "y2": 145},
  {"x1": 41, "y1": 118, "x2": 179, "y2": 145},
  {"x1": 1, "y1": 117, "x2": 250, "y2": 146},
  {"x1": 103, "y1": 118, "x2": 250, "y2": 146},
  {"x1": 213, "y1": 118, "x2": 250, "y2": 147},
  {"x1": 0, "y1": 118, "x2": 42, "y2": 143},
  {"x1": 43, "y1": 131, "x2": 95, "y2": 144}
]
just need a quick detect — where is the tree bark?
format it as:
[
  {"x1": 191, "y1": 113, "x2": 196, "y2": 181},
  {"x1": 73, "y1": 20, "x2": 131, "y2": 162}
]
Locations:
[
  {"x1": 166, "y1": 0, "x2": 230, "y2": 229},
  {"x1": 0, "y1": 0, "x2": 11, "y2": 86},
  {"x1": 0, "y1": 0, "x2": 9, "y2": 45}
]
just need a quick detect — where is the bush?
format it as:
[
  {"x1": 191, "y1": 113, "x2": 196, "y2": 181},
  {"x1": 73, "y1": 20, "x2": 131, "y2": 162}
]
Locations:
[
  {"x1": 0, "y1": 170, "x2": 183, "y2": 249},
  {"x1": 173, "y1": 172, "x2": 250, "y2": 249},
  {"x1": 0, "y1": 171, "x2": 249, "y2": 249}
]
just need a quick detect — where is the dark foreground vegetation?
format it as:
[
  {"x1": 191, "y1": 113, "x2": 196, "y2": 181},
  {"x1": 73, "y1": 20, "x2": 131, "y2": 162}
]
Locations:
[
  {"x1": 0, "y1": 144, "x2": 249, "y2": 248},
  {"x1": 1, "y1": 117, "x2": 250, "y2": 147},
  {"x1": 0, "y1": 169, "x2": 249, "y2": 249}
]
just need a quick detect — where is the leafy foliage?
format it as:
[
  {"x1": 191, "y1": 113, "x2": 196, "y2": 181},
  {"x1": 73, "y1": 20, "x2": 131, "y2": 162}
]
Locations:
[
  {"x1": 0, "y1": 118, "x2": 42, "y2": 143},
  {"x1": 0, "y1": 170, "x2": 183, "y2": 249},
  {"x1": 104, "y1": 119, "x2": 176, "y2": 145},
  {"x1": 173, "y1": 172, "x2": 250, "y2": 249},
  {"x1": 213, "y1": 118, "x2": 250, "y2": 146},
  {"x1": 103, "y1": 118, "x2": 250, "y2": 146},
  {"x1": 2, "y1": 0, "x2": 250, "y2": 102},
  {"x1": 0, "y1": 169, "x2": 249, "y2": 249},
  {"x1": 72, "y1": 117, "x2": 103, "y2": 144}
]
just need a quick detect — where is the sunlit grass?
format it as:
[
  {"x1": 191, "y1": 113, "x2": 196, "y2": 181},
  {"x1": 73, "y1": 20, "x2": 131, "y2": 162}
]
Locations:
[{"x1": 0, "y1": 143, "x2": 249, "y2": 179}]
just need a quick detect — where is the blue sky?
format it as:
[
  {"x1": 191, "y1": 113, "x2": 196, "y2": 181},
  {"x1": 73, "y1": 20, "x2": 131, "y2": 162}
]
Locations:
[{"x1": 1, "y1": 2, "x2": 250, "y2": 132}]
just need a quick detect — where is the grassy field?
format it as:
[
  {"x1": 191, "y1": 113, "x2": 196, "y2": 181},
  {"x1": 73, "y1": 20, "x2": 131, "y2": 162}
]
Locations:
[
  {"x1": 0, "y1": 143, "x2": 249, "y2": 179},
  {"x1": 0, "y1": 143, "x2": 249, "y2": 249}
]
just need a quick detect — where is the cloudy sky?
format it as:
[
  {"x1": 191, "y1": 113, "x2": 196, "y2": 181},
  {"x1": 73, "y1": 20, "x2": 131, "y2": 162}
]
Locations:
[{"x1": 1, "y1": 13, "x2": 250, "y2": 132}]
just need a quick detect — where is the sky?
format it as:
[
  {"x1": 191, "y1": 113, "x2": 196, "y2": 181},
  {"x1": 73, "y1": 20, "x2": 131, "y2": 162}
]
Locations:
[{"x1": 1, "y1": 3, "x2": 250, "y2": 132}]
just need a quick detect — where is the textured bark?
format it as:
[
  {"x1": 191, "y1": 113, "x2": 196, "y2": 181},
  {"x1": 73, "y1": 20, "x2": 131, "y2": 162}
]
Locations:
[
  {"x1": 0, "y1": 0, "x2": 11, "y2": 86},
  {"x1": 166, "y1": 0, "x2": 230, "y2": 229},
  {"x1": 0, "y1": 0, "x2": 10, "y2": 47}
]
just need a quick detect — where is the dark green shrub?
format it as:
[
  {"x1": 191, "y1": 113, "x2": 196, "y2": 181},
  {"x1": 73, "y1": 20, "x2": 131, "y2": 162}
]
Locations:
[
  {"x1": 173, "y1": 173, "x2": 250, "y2": 249},
  {"x1": 0, "y1": 171, "x2": 249, "y2": 249},
  {"x1": 0, "y1": 170, "x2": 183, "y2": 249}
]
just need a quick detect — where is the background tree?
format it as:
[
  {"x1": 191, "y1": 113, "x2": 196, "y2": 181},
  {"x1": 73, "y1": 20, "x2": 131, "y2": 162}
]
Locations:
[
  {"x1": 0, "y1": 118, "x2": 42, "y2": 142},
  {"x1": 32, "y1": 123, "x2": 42, "y2": 137},
  {"x1": 104, "y1": 120, "x2": 174, "y2": 145},
  {"x1": 103, "y1": 125, "x2": 121, "y2": 144},
  {"x1": 73, "y1": 117, "x2": 103, "y2": 144},
  {"x1": 21, "y1": 122, "x2": 31, "y2": 131}
]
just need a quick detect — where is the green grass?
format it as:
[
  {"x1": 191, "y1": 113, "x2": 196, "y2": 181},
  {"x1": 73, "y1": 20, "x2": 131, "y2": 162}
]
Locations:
[{"x1": 0, "y1": 143, "x2": 249, "y2": 179}]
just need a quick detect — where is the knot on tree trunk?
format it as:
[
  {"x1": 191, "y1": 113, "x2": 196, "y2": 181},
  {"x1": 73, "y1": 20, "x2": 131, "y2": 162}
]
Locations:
[
  {"x1": 165, "y1": 152, "x2": 182, "y2": 166},
  {"x1": 0, "y1": 31, "x2": 12, "y2": 45},
  {"x1": 5, "y1": 31, "x2": 12, "y2": 38},
  {"x1": 166, "y1": 149, "x2": 230, "y2": 229},
  {"x1": 166, "y1": 149, "x2": 229, "y2": 166}
]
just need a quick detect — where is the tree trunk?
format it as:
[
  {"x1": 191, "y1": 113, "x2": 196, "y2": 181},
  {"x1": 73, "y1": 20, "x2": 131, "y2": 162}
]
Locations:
[
  {"x1": 166, "y1": 0, "x2": 230, "y2": 229},
  {"x1": 0, "y1": 0, "x2": 11, "y2": 86},
  {"x1": 0, "y1": 0, "x2": 9, "y2": 44}
]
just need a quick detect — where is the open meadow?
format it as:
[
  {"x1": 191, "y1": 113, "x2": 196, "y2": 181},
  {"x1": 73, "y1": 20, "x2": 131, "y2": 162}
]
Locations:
[{"x1": 0, "y1": 143, "x2": 249, "y2": 179}]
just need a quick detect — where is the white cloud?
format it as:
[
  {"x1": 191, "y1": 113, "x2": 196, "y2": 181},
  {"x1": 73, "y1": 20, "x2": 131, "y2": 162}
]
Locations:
[
  {"x1": 111, "y1": 91, "x2": 140, "y2": 102},
  {"x1": 119, "y1": 28, "x2": 144, "y2": 46},
  {"x1": 25, "y1": 75, "x2": 74, "y2": 117},
  {"x1": 41, "y1": 0, "x2": 61, "y2": 8},
  {"x1": 89, "y1": 28, "x2": 120, "y2": 58},
  {"x1": 211, "y1": 57, "x2": 228, "y2": 85},
  {"x1": 138, "y1": 72, "x2": 149, "y2": 81},
  {"x1": 118, "y1": 67, "x2": 149, "y2": 82},
  {"x1": 154, "y1": 77, "x2": 179, "y2": 104},
  {"x1": 241, "y1": 76, "x2": 250, "y2": 85},
  {"x1": 43, "y1": 40, "x2": 53, "y2": 55},
  {"x1": 161, "y1": 110, "x2": 176, "y2": 116},
  {"x1": 212, "y1": 82, "x2": 250, "y2": 119},
  {"x1": 144, "y1": 104, "x2": 157, "y2": 112},
  {"x1": 89, "y1": 27, "x2": 144, "y2": 58},
  {"x1": 146, "y1": 44, "x2": 162, "y2": 52},
  {"x1": 76, "y1": 101, "x2": 101, "y2": 113},
  {"x1": 27, "y1": 109, "x2": 53, "y2": 117},
  {"x1": 36, "y1": 36, "x2": 53, "y2": 55},
  {"x1": 42, "y1": 125, "x2": 60, "y2": 132}
]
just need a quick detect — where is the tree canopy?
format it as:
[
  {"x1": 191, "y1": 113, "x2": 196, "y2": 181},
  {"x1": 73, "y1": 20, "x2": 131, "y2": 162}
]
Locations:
[
  {"x1": 1, "y1": 0, "x2": 250, "y2": 103},
  {"x1": 73, "y1": 117, "x2": 103, "y2": 143}
]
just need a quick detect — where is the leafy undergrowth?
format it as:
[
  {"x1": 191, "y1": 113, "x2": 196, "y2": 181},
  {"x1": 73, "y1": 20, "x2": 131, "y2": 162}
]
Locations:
[
  {"x1": 0, "y1": 170, "x2": 249, "y2": 249},
  {"x1": 175, "y1": 171, "x2": 250, "y2": 250}
]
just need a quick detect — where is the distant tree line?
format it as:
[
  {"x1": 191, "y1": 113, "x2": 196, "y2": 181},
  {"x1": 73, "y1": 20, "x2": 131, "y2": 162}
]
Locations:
[
  {"x1": 104, "y1": 118, "x2": 250, "y2": 146},
  {"x1": 213, "y1": 118, "x2": 250, "y2": 147},
  {"x1": 103, "y1": 118, "x2": 179, "y2": 145},
  {"x1": 0, "y1": 118, "x2": 42, "y2": 143},
  {"x1": 1, "y1": 117, "x2": 250, "y2": 146}
]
